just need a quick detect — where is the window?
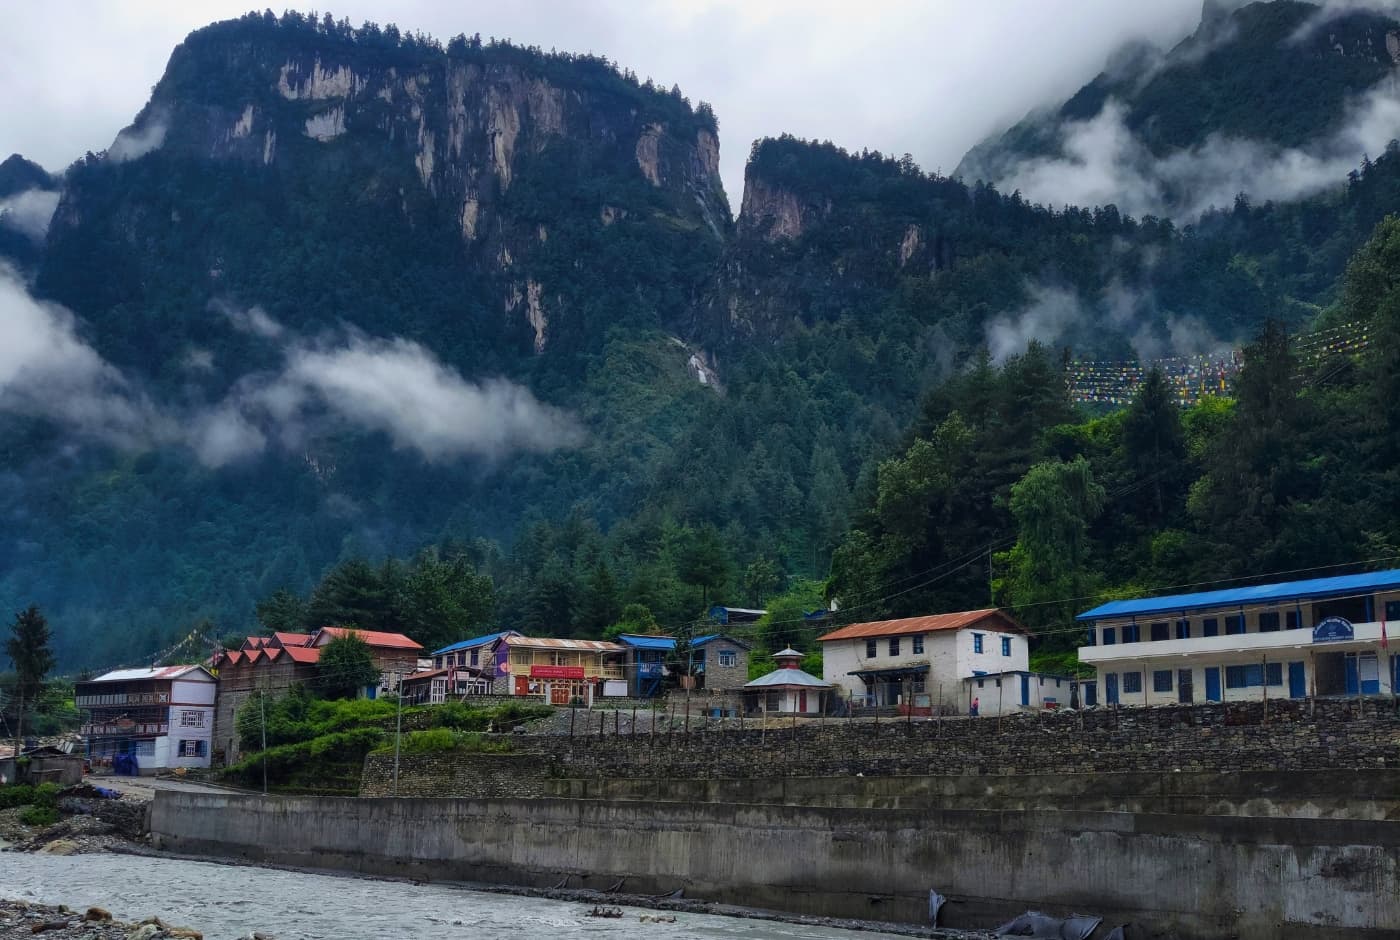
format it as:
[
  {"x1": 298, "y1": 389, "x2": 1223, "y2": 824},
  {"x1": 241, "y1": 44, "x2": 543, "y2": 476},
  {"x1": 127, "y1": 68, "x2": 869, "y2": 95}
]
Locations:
[
  {"x1": 1225, "y1": 664, "x2": 1284, "y2": 688},
  {"x1": 470, "y1": 649, "x2": 479, "y2": 667},
  {"x1": 973, "y1": 633, "x2": 984, "y2": 654},
  {"x1": 1387, "y1": 600, "x2": 1400, "y2": 623},
  {"x1": 1203, "y1": 618, "x2": 1219, "y2": 637},
  {"x1": 1225, "y1": 615, "x2": 1245, "y2": 635},
  {"x1": 178, "y1": 740, "x2": 206, "y2": 758},
  {"x1": 1122, "y1": 672, "x2": 1143, "y2": 694},
  {"x1": 977, "y1": 678, "x2": 984, "y2": 688},
  {"x1": 889, "y1": 637, "x2": 901, "y2": 656},
  {"x1": 1175, "y1": 620, "x2": 1190, "y2": 640},
  {"x1": 1153, "y1": 670, "x2": 1173, "y2": 692},
  {"x1": 1001, "y1": 637, "x2": 1012, "y2": 657},
  {"x1": 1103, "y1": 627, "x2": 1116, "y2": 645},
  {"x1": 1258, "y1": 612, "x2": 1280, "y2": 633},
  {"x1": 178, "y1": 710, "x2": 204, "y2": 728},
  {"x1": 1085, "y1": 628, "x2": 1095, "y2": 647},
  {"x1": 1150, "y1": 621, "x2": 1169, "y2": 642},
  {"x1": 718, "y1": 650, "x2": 737, "y2": 667},
  {"x1": 912, "y1": 635, "x2": 924, "y2": 655},
  {"x1": 866, "y1": 639, "x2": 878, "y2": 659},
  {"x1": 1287, "y1": 610, "x2": 1302, "y2": 630},
  {"x1": 1123, "y1": 623, "x2": 1141, "y2": 643}
]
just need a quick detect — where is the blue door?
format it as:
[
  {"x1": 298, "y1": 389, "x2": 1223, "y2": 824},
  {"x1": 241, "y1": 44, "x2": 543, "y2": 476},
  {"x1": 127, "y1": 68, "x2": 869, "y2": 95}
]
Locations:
[
  {"x1": 1204, "y1": 667, "x2": 1221, "y2": 702},
  {"x1": 1361, "y1": 654, "x2": 1380, "y2": 694},
  {"x1": 1288, "y1": 661, "x2": 1306, "y2": 699},
  {"x1": 1021, "y1": 674, "x2": 1030, "y2": 706},
  {"x1": 1106, "y1": 673, "x2": 1119, "y2": 705},
  {"x1": 1345, "y1": 656, "x2": 1360, "y2": 695}
]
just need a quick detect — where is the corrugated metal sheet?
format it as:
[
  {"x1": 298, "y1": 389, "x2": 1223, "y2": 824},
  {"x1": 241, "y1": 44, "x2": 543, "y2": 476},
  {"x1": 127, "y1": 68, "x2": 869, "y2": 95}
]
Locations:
[
  {"x1": 618, "y1": 634, "x2": 675, "y2": 651},
  {"x1": 503, "y1": 637, "x2": 625, "y2": 652},
  {"x1": 817, "y1": 609, "x2": 1015, "y2": 642},
  {"x1": 431, "y1": 630, "x2": 519, "y2": 656},
  {"x1": 314, "y1": 627, "x2": 423, "y2": 650},
  {"x1": 1076, "y1": 568, "x2": 1400, "y2": 621},
  {"x1": 744, "y1": 668, "x2": 829, "y2": 689},
  {"x1": 91, "y1": 665, "x2": 211, "y2": 683}
]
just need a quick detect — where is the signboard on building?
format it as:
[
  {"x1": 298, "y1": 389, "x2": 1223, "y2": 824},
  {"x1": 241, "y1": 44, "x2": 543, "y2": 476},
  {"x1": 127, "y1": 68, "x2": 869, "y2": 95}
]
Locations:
[
  {"x1": 530, "y1": 665, "x2": 585, "y2": 679},
  {"x1": 1313, "y1": 616, "x2": 1355, "y2": 643}
]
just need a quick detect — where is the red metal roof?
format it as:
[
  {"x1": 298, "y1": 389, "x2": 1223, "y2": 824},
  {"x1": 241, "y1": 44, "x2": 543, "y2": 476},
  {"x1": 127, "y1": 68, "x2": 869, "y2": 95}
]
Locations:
[
  {"x1": 817, "y1": 609, "x2": 1023, "y2": 642},
  {"x1": 313, "y1": 627, "x2": 423, "y2": 651},
  {"x1": 272, "y1": 632, "x2": 312, "y2": 647}
]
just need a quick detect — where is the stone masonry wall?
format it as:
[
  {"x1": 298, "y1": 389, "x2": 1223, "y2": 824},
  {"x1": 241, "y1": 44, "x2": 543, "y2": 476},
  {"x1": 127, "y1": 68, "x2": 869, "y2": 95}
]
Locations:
[{"x1": 361, "y1": 698, "x2": 1400, "y2": 797}]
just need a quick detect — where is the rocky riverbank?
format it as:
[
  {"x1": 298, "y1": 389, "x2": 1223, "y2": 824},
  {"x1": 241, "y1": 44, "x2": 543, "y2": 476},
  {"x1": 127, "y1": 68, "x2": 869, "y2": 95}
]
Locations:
[
  {"x1": 0, "y1": 788, "x2": 148, "y2": 855},
  {"x1": 0, "y1": 900, "x2": 214, "y2": 940}
]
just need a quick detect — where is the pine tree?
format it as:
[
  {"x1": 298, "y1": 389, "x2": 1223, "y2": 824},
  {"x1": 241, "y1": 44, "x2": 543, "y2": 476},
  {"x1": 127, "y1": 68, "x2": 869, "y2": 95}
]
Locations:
[{"x1": 7, "y1": 605, "x2": 55, "y2": 757}]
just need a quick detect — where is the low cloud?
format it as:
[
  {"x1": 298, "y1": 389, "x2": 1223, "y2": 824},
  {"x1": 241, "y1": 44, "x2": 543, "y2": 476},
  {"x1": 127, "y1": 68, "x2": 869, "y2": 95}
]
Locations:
[
  {"x1": 0, "y1": 268, "x2": 581, "y2": 466},
  {"x1": 211, "y1": 298, "x2": 285, "y2": 339},
  {"x1": 107, "y1": 118, "x2": 167, "y2": 163},
  {"x1": 996, "y1": 81, "x2": 1400, "y2": 222},
  {"x1": 0, "y1": 188, "x2": 60, "y2": 241},
  {"x1": 242, "y1": 334, "x2": 584, "y2": 463},
  {"x1": 985, "y1": 279, "x2": 1231, "y2": 365},
  {"x1": 0, "y1": 264, "x2": 168, "y2": 446}
]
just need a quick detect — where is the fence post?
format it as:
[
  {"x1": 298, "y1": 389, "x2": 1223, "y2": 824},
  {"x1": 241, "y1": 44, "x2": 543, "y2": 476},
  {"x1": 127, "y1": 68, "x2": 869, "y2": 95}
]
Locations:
[
  {"x1": 569, "y1": 704, "x2": 576, "y2": 738},
  {"x1": 631, "y1": 702, "x2": 637, "y2": 736}
]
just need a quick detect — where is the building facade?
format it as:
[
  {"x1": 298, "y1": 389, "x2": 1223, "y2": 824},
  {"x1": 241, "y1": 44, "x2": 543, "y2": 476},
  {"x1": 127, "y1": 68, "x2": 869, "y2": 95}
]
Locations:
[
  {"x1": 743, "y1": 648, "x2": 828, "y2": 715},
  {"x1": 498, "y1": 637, "x2": 627, "y2": 704},
  {"x1": 1077, "y1": 569, "x2": 1400, "y2": 706},
  {"x1": 429, "y1": 630, "x2": 522, "y2": 696},
  {"x1": 819, "y1": 609, "x2": 1031, "y2": 715},
  {"x1": 76, "y1": 665, "x2": 216, "y2": 774}
]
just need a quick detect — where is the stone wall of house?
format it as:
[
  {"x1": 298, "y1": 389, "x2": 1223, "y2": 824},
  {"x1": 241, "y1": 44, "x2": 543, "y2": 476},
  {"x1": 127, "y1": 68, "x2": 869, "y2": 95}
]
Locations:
[
  {"x1": 698, "y1": 641, "x2": 750, "y2": 693},
  {"x1": 361, "y1": 699, "x2": 1400, "y2": 797}
]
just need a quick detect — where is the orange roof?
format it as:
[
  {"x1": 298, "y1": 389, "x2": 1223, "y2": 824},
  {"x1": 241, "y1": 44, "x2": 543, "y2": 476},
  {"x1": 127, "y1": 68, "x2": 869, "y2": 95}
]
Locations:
[
  {"x1": 272, "y1": 632, "x2": 312, "y2": 647},
  {"x1": 241, "y1": 636, "x2": 269, "y2": 650},
  {"x1": 282, "y1": 645, "x2": 322, "y2": 664},
  {"x1": 817, "y1": 609, "x2": 1022, "y2": 642},
  {"x1": 313, "y1": 627, "x2": 423, "y2": 651}
]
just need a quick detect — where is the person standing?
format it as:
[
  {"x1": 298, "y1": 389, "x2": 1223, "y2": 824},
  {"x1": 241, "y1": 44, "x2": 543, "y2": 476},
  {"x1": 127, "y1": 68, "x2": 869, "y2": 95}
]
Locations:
[{"x1": 970, "y1": 696, "x2": 979, "y2": 717}]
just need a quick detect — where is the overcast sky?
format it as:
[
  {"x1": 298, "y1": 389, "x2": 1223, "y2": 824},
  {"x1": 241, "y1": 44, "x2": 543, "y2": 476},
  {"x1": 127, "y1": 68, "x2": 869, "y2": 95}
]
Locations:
[{"x1": 0, "y1": 1, "x2": 1204, "y2": 204}]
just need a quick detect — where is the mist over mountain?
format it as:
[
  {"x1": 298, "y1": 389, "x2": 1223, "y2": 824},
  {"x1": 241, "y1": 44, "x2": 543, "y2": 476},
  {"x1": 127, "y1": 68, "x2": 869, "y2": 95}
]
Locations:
[{"x1": 5, "y1": 3, "x2": 1400, "y2": 668}]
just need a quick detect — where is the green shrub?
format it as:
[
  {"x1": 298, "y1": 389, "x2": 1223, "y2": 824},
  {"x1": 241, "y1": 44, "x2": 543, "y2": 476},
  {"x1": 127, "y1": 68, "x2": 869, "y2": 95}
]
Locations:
[
  {"x1": 371, "y1": 728, "x2": 514, "y2": 756},
  {"x1": 19, "y1": 805, "x2": 58, "y2": 827},
  {"x1": 0, "y1": 785, "x2": 37, "y2": 810}
]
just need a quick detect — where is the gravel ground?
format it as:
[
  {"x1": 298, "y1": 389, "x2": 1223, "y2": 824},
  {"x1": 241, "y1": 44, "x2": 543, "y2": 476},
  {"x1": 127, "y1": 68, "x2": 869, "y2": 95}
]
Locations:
[{"x1": 0, "y1": 900, "x2": 213, "y2": 940}]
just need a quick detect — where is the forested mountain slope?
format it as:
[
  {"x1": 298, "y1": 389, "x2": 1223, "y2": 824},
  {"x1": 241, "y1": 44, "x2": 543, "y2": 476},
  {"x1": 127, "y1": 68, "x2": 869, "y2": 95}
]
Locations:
[{"x1": 4, "y1": 5, "x2": 1400, "y2": 668}]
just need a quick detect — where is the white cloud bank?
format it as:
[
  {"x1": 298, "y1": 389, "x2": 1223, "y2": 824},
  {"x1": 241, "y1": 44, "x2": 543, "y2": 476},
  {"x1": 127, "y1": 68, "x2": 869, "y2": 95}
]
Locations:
[
  {"x1": 0, "y1": 188, "x2": 60, "y2": 241},
  {"x1": 996, "y1": 80, "x2": 1400, "y2": 222},
  {"x1": 0, "y1": 267, "x2": 581, "y2": 466}
]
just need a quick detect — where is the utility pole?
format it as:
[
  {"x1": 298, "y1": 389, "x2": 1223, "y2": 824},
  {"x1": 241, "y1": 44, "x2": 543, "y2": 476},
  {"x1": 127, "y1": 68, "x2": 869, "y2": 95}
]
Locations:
[
  {"x1": 259, "y1": 691, "x2": 268, "y2": 797},
  {"x1": 392, "y1": 678, "x2": 404, "y2": 798}
]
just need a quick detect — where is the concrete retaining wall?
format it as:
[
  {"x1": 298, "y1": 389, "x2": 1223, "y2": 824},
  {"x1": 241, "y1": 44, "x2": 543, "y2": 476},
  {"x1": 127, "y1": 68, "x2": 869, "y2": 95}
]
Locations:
[{"x1": 150, "y1": 790, "x2": 1400, "y2": 939}]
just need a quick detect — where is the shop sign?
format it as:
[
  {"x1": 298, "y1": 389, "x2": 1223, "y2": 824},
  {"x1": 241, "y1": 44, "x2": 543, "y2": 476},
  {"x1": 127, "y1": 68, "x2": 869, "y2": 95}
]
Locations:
[
  {"x1": 1313, "y1": 616, "x2": 1354, "y2": 643},
  {"x1": 530, "y1": 665, "x2": 585, "y2": 679}
]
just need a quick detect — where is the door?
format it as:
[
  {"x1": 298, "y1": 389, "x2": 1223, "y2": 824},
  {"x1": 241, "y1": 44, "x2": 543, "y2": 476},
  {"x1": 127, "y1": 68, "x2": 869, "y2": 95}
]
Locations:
[
  {"x1": 1360, "y1": 653, "x2": 1380, "y2": 694},
  {"x1": 1288, "y1": 661, "x2": 1307, "y2": 699},
  {"x1": 798, "y1": 690, "x2": 808, "y2": 712},
  {"x1": 1204, "y1": 667, "x2": 1221, "y2": 702},
  {"x1": 1345, "y1": 655, "x2": 1360, "y2": 695},
  {"x1": 1021, "y1": 674, "x2": 1030, "y2": 707},
  {"x1": 1106, "y1": 673, "x2": 1119, "y2": 705},
  {"x1": 1177, "y1": 669, "x2": 1194, "y2": 704}
]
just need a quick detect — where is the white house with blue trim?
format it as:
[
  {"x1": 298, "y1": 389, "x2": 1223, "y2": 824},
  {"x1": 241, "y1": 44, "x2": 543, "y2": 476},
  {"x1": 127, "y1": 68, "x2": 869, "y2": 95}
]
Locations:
[{"x1": 1077, "y1": 569, "x2": 1400, "y2": 706}]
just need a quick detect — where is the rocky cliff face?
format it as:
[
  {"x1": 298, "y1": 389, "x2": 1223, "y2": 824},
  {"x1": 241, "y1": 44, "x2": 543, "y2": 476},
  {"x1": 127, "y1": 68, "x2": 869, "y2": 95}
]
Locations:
[{"x1": 43, "y1": 14, "x2": 729, "y2": 365}]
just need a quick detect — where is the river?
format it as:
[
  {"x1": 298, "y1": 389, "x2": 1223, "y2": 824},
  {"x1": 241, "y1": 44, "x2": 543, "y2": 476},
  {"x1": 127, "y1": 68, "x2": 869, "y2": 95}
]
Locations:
[{"x1": 0, "y1": 853, "x2": 913, "y2": 940}]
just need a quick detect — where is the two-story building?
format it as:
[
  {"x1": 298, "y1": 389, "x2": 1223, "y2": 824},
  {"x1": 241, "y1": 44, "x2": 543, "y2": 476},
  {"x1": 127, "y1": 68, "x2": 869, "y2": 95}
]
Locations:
[
  {"x1": 614, "y1": 633, "x2": 753, "y2": 697},
  {"x1": 76, "y1": 665, "x2": 216, "y2": 774},
  {"x1": 1077, "y1": 569, "x2": 1400, "y2": 706},
  {"x1": 498, "y1": 636, "x2": 627, "y2": 705},
  {"x1": 819, "y1": 609, "x2": 1041, "y2": 716}
]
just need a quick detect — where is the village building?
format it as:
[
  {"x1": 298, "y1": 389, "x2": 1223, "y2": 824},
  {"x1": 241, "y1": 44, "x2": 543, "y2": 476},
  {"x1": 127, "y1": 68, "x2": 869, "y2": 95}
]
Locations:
[
  {"x1": 429, "y1": 630, "x2": 522, "y2": 696},
  {"x1": 742, "y1": 648, "x2": 828, "y2": 715},
  {"x1": 498, "y1": 636, "x2": 627, "y2": 705},
  {"x1": 819, "y1": 609, "x2": 1037, "y2": 716},
  {"x1": 75, "y1": 665, "x2": 216, "y2": 774},
  {"x1": 1077, "y1": 569, "x2": 1400, "y2": 706},
  {"x1": 615, "y1": 633, "x2": 753, "y2": 697},
  {"x1": 707, "y1": 606, "x2": 767, "y2": 626},
  {"x1": 210, "y1": 627, "x2": 422, "y2": 765}
]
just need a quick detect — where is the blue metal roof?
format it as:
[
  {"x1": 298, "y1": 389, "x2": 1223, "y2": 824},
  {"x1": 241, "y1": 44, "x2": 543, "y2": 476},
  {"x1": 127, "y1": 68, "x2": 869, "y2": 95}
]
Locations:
[
  {"x1": 617, "y1": 634, "x2": 676, "y2": 651},
  {"x1": 431, "y1": 630, "x2": 515, "y2": 656},
  {"x1": 1077, "y1": 569, "x2": 1400, "y2": 621}
]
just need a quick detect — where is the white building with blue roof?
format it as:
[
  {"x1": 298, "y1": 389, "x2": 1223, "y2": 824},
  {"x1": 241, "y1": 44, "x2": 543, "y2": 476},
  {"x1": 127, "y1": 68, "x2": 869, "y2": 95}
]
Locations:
[{"x1": 1077, "y1": 569, "x2": 1400, "y2": 706}]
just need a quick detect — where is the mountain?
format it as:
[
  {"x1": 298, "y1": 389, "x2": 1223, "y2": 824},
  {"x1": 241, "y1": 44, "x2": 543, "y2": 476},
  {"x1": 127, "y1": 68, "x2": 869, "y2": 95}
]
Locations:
[
  {"x1": 0, "y1": 154, "x2": 59, "y2": 272},
  {"x1": 956, "y1": 0, "x2": 1400, "y2": 217},
  {"x1": 6, "y1": 6, "x2": 1400, "y2": 668}
]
